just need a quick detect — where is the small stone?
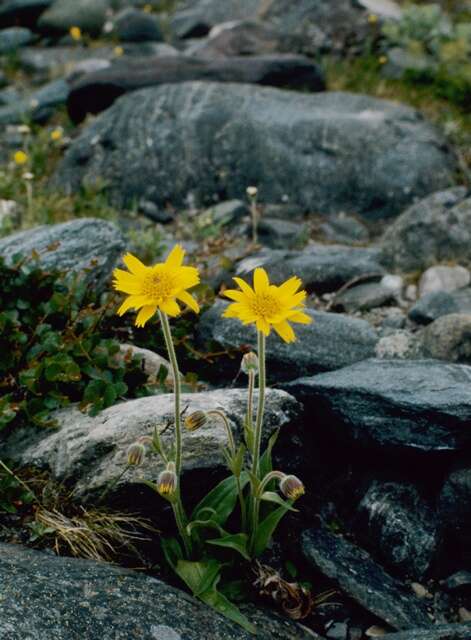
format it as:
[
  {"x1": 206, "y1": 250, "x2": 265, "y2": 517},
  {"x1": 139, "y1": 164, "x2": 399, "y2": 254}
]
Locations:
[
  {"x1": 409, "y1": 288, "x2": 471, "y2": 325},
  {"x1": 326, "y1": 621, "x2": 348, "y2": 640},
  {"x1": 410, "y1": 583, "x2": 432, "y2": 599},
  {"x1": 405, "y1": 284, "x2": 417, "y2": 301},
  {"x1": 419, "y1": 265, "x2": 470, "y2": 298},
  {"x1": 333, "y1": 281, "x2": 395, "y2": 312},
  {"x1": 459, "y1": 607, "x2": 471, "y2": 622},
  {"x1": 257, "y1": 217, "x2": 308, "y2": 250},
  {"x1": 442, "y1": 570, "x2": 471, "y2": 592},
  {"x1": 375, "y1": 331, "x2": 417, "y2": 359},
  {"x1": 420, "y1": 313, "x2": 471, "y2": 364},
  {"x1": 366, "y1": 626, "x2": 388, "y2": 637},
  {"x1": 319, "y1": 212, "x2": 370, "y2": 245},
  {"x1": 202, "y1": 199, "x2": 248, "y2": 227},
  {"x1": 114, "y1": 8, "x2": 163, "y2": 43}
]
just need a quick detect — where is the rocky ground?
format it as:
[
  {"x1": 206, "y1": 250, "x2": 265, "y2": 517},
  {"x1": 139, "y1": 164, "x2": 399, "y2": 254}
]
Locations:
[{"x1": 1, "y1": 0, "x2": 471, "y2": 639}]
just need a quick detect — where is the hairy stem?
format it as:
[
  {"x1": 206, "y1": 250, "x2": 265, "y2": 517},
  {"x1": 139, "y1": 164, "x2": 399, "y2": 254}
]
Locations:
[
  {"x1": 159, "y1": 311, "x2": 182, "y2": 475},
  {"x1": 251, "y1": 332, "x2": 266, "y2": 479}
]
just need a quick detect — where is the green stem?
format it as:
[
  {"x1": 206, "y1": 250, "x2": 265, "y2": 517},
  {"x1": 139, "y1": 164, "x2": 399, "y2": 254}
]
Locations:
[
  {"x1": 159, "y1": 310, "x2": 182, "y2": 476},
  {"x1": 251, "y1": 332, "x2": 266, "y2": 479},
  {"x1": 208, "y1": 410, "x2": 236, "y2": 454},
  {"x1": 0, "y1": 459, "x2": 39, "y2": 504},
  {"x1": 247, "y1": 370, "x2": 255, "y2": 431},
  {"x1": 173, "y1": 500, "x2": 192, "y2": 557}
]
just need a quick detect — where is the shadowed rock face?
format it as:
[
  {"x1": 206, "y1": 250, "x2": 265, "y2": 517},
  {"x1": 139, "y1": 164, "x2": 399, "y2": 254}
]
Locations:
[
  {"x1": 0, "y1": 542, "x2": 314, "y2": 640},
  {"x1": 66, "y1": 54, "x2": 326, "y2": 122},
  {"x1": 382, "y1": 624, "x2": 471, "y2": 640},
  {"x1": 55, "y1": 82, "x2": 456, "y2": 219},
  {"x1": 283, "y1": 359, "x2": 471, "y2": 455}
]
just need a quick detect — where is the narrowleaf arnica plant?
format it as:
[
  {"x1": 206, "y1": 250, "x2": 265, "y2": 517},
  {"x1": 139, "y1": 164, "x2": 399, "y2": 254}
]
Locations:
[{"x1": 115, "y1": 250, "x2": 311, "y2": 633}]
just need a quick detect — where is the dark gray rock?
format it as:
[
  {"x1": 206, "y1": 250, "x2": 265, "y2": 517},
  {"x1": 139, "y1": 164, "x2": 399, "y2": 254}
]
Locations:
[
  {"x1": 439, "y1": 465, "x2": 471, "y2": 545},
  {"x1": 37, "y1": 0, "x2": 109, "y2": 36},
  {"x1": 197, "y1": 300, "x2": 378, "y2": 382},
  {"x1": 382, "y1": 624, "x2": 471, "y2": 639},
  {"x1": 283, "y1": 359, "x2": 471, "y2": 454},
  {"x1": 318, "y1": 213, "x2": 370, "y2": 245},
  {"x1": 54, "y1": 82, "x2": 456, "y2": 218},
  {"x1": 0, "y1": 0, "x2": 51, "y2": 29},
  {"x1": 0, "y1": 86, "x2": 20, "y2": 105},
  {"x1": 236, "y1": 244, "x2": 384, "y2": 294},
  {"x1": 257, "y1": 217, "x2": 308, "y2": 250},
  {"x1": 170, "y1": 0, "x2": 260, "y2": 39},
  {"x1": 380, "y1": 188, "x2": 470, "y2": 272},
  {"x1": 0, "y1": 26, "x2": 34, "y2": 53},
  {"x1": 355, "y1": 481, "x2": 439, "y2": 580},
  {"x1": 202, "y1": 199, "x2": 248, "y2": 227},
  {"x1": 332, "y1": 280, "x2": 396, "y2": 312},
  {"x1": 442, "y1": 570, "x2": 471, "y2": 592},
  {"x1": 0, "y1": 218, "x2": 124, "y2": 288},
  {"x1": 0, "y1": 388, "x2": 299, "y2": 501},
  {"x1": 0, "y1": 78, "x2": 69, "y2": 125},
  {"x1": 420, "y1": 314, "x2": 471, "y2": 364},
  {"x1": 187, "y1": 19, "x2": 298, "y2": 59},
  {"x1": 409, "y1": 289, "x2": 471, "y2": 325},
  {"x1": 66, "y1": 56, "x2": 326, "y2": 123},
  {"x1": 301, "y1": 526, "x2": 432, "y2": 629},
  {"x1": 0, "y1": 542, "x2": 313, "y2": 640},
  {"x1": 382, "y1": 46, "x2": 434, "y2": 80},
  {"x1": 114, "y1": 8, "x2": 163, "y2": 42}
]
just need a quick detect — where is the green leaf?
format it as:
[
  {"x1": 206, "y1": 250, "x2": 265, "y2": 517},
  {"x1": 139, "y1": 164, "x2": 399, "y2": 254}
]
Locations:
[
  {"x1": 175, "y1": 559, "x2": 221, "y2": 597},
  {"x1": 192, "y1": 472, "x2": 249, "y2": 526},
  {"x1": 260, "y1": 491, "x2": 297, "y2": 511},
  {"x1": 200, "y1": 585, "x2": 256, "y2": 634},
  {"x1": 259, "y1": 428, "x2": 279, "y2": 479},
  {"x1": 253, "y1": 504, "x2": 291, "y2": 557},
  {"x1": 207, "y1": 532, "x2": 250, "y2": 560},
  {"x1": 186, "y1": 518, "x2": 223, "y2": 538},
  {"x1": 161, "y1": 536, "x2": 183, "y2": 569}
]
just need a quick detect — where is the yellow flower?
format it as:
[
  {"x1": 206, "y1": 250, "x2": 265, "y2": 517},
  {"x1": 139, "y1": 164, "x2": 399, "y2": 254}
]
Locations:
[
  {"x1": 13, "y1": 150, "x2": 28, "y2": 165},
  {"x1": 143, "y1": 3, "x2": 152, "y2": 13},
  {"x1": 113, "y1": 245, "x2": 200, "y2": 327},
  {"x1": 50, "y1": 128, "x2": 63, "y2": 141},
  {"x1": 69, "y1": 26, "x2": 82, "y2": 41},
  {"x1": 113, "y1": 45, "x2": 124, "y2": 57},
  {"x1": 368, "y1": 13, "x2": 378, "y2": 24},
  {"x1": 379, "y1": 55, "x2": 388, "y2": 65},
  {"x1": 223, "y1": 267, "x2": 312, "y2": 343}
]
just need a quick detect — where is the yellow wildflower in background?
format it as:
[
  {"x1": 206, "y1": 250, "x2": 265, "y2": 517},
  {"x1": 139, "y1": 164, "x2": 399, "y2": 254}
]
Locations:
[
  {"x1": 368, "y1": 13, "x2": 378, "y2": 24},
  {"x1": 113, "y1": 245, "x2": 200, "y2": 327},
  {"x1": 113, "y1": 46, "x2": 124, "y2": 57},
  {"x1": 379, "y1": 55, "x2": 388, "y2": 65},
  {"x1": 69, "y1": 26, "x2": 82, "y2": 41},
  {"x1": 13, "y1": 150, "x2": 28, "y2": 165},
  {"x1": 223, "y1": 268, "x2": 311, "y2": 343},
  {"x1": 50, "y1": 128, "x2": 63, "y2": 142}
]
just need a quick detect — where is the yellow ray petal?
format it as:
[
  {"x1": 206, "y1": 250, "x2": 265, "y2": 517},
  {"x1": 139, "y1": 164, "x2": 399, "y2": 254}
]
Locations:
[
  {"x1": 233, "y1": 277, "x2": 255, "y2": 298},
  {"x1": 117, "y1": 294, "x2": 149, "y2": 315},
  {"x1": 113, "y1": 270, "x2": 142, "y2": 294},
  {"x1": 273, "y1": 320, "x2": 296, "y2": 343},
  {"x1": 165, "y1": 244, "x2": 185, "y2": 268},
  {"x1": 178, "y1": 265, "x2": 200, "y2": 288},
  {"x1": 286, "y1": 291, "x2": 307, "y2": 308},
  {"x1": 123, "y1": 253, "x2": 147, "y2": 276},
  {"x1": 289, "y1": 311, "x2": 312, "y2": 324},
  {"x1": 177, "y1": 290, "x2": 200, "y2": 314},
  {"x1": 160, "y1": 299, "x2": 181, "y2": 317},
  {"x1": 253, "y1": 267, "x2": 270, "y2": 293},
  {"x1": 135, "y1": 305, "x2": 157, "y2": 327},
  {"x1": 223, "y1": 289, "x2": 247, "y2": 302},
  {"x1": 278, "y1": 276, "x2": 302, "y2": 296},
  {"x1": 256, "y1": 317, "x2": 271, "y2": 336}
]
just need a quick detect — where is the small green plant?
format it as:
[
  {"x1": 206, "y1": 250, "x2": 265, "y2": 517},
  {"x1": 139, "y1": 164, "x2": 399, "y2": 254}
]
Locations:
[
  {"x1": 0, "y1": 253, "x2": 152, "y2": 433},
  {"x1": 115, "y1": 247, "x2": 309, "y2": 633}
]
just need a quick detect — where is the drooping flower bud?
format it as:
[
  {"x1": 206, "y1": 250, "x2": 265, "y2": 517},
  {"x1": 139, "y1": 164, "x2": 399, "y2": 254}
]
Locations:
[
  {"x1": 280, "y1": 475, "x2": 305, "y2": 501},
  {"x1": 184, "y1": 410, "x2": 208, "y2": 432},
  {"x1": 246, "y1": 186, "x2": 258, "y2": 198},
  {"x1": 127, "y1": 442, "x2": 146, "y2": 466},
  {"x1": 241, "y1": 351, "x2": 259, "y2": 376},
  {"x1": 157, "y1": 464, "x2": 178, "y2": 498}
]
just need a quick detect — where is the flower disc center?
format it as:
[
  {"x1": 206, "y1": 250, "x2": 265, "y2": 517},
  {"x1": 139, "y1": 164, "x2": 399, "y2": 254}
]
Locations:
[
  {"x1": 142, "y1": 269, "x2": 174, "y2": 301},
  {"x1": 251, "y1": 293, "x2": 282, "y2": 319}
]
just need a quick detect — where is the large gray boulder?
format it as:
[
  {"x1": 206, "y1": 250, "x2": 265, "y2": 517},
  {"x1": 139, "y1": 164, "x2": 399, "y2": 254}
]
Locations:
[
  {"x1": 380, "y1": 188, "x2": 470, "y2": 272},
  {"x1": 301, "y1": 526, "x2": 432, "y2": 629},
  {"x1": 0, "y1": 218, "x2": 125, "y2": 288},
  {"x1": 383, "y1": 625, "x2": 471, "y2": 640},
  {"x1": 0, "y1": 388, "x2": 300, "y2": 500},
  {"x1": 37, "y1": 0, "x2": 109, "y2": 35},
  {"x1": 53, "y1": 82, "x2": 456, "y2": 219},
  {"x1": 197, "y1": 300, "x2": 378, "y2": 382},
  {"x1": 283, "y1": 359, "x2": 471, "y2": 455},
  {"x1": 0, "y1": 542, "x2": 314, "y2": 640}
]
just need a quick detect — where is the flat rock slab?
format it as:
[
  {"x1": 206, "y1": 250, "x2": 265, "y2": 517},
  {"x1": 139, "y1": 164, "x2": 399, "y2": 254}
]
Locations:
[
  {"x1": 53, "y1": 82, "x2": 456, "y2": 219},
  {"x1": 67, "y1": 54, "x2": 326, "y2": 123},
  {"x1": 383, "y1": 624, "x2": 471, "y2": 639},
  {"x1": 236, "y1": 244, "x2": 385, "y2": 294},
  {"x1": 197, "y1": 300, "x2": 378, "y2": 382},
  {"x1": 302, "y1": 526, "x2": 432, "y2": 630},
  {"x1": 409, "y1": 289, "x2": 471, "y2": 325},
  {"x1": 0, "y1": 542, "x2": 314, "y2": 640},
  {"x1": 283, "y1": 359, "x2": 471, "y2": 454},
  {"x1": 0, "y1": 388, "x2": 300, "y2": 500},
  {"x1": 0, "y1": 218, "x2": 124, "y2": 288}
]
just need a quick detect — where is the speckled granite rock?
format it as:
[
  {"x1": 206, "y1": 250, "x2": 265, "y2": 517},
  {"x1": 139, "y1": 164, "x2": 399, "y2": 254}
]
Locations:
[{"x1": 0, "y1": 542, "x2": 315, "y2": 640}]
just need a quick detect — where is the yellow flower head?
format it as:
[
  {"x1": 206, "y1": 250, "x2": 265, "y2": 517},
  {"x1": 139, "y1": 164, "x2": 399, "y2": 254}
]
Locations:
[
  {"x1": 13, "y1": 150, "x2": 28, "y2": 165},
  {"x1": 379, "y1": 55, "x2": 388, "y2": 65},
  {"x1": 113, "y1": 245, "x2": 200, "y2": 327},
  {"x1": 368, "y1": 13, "x2": 378, "y2": 24},
  {"x1": 50, "y1": 128, "x2": 63, "y2": 142},
  {"x1": 223, "y1": 267, "x2": 312, "y2": 343},
  {"x1": 113, "y1": 45, "x2": 124, "y2": 57},
  {"x1": 69, "y1": 26, "x2": 82, "y2": 41}
]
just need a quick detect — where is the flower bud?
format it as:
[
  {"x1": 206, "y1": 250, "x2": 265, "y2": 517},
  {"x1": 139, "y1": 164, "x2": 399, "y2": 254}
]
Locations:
[
  {"x1": 157, "y1": 466, "x2": 178, "y2": 498},
  {"x1": 246, "y1": 186, "x2": 258, "y2": 198},
  {"x1": 241, "y1": 351, "x2": 259, "y2": 375},
  {"x1": 185, "y1": 410, "x2": 208, "y2": 432},
  {"x1": 127, "y1": 442, "x2": 145, "y2": 466},
  {"x1": 280, "y1": 475, "x2": 305, "y2": 501},
  {"x1": 69, "y1": 26, "x2": 82, "y2": 41}
]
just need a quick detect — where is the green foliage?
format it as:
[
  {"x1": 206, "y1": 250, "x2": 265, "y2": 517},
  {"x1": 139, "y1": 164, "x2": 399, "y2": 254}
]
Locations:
[
  {"x1": 381, "y1": 3, "x2": 471, "y2": 106},
  {"x1": 0, "y1": 254, "x2": 151, "y2": 432},
  {"x1": 0, "y1": 464, "x2": 34, "y2": 513}
]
